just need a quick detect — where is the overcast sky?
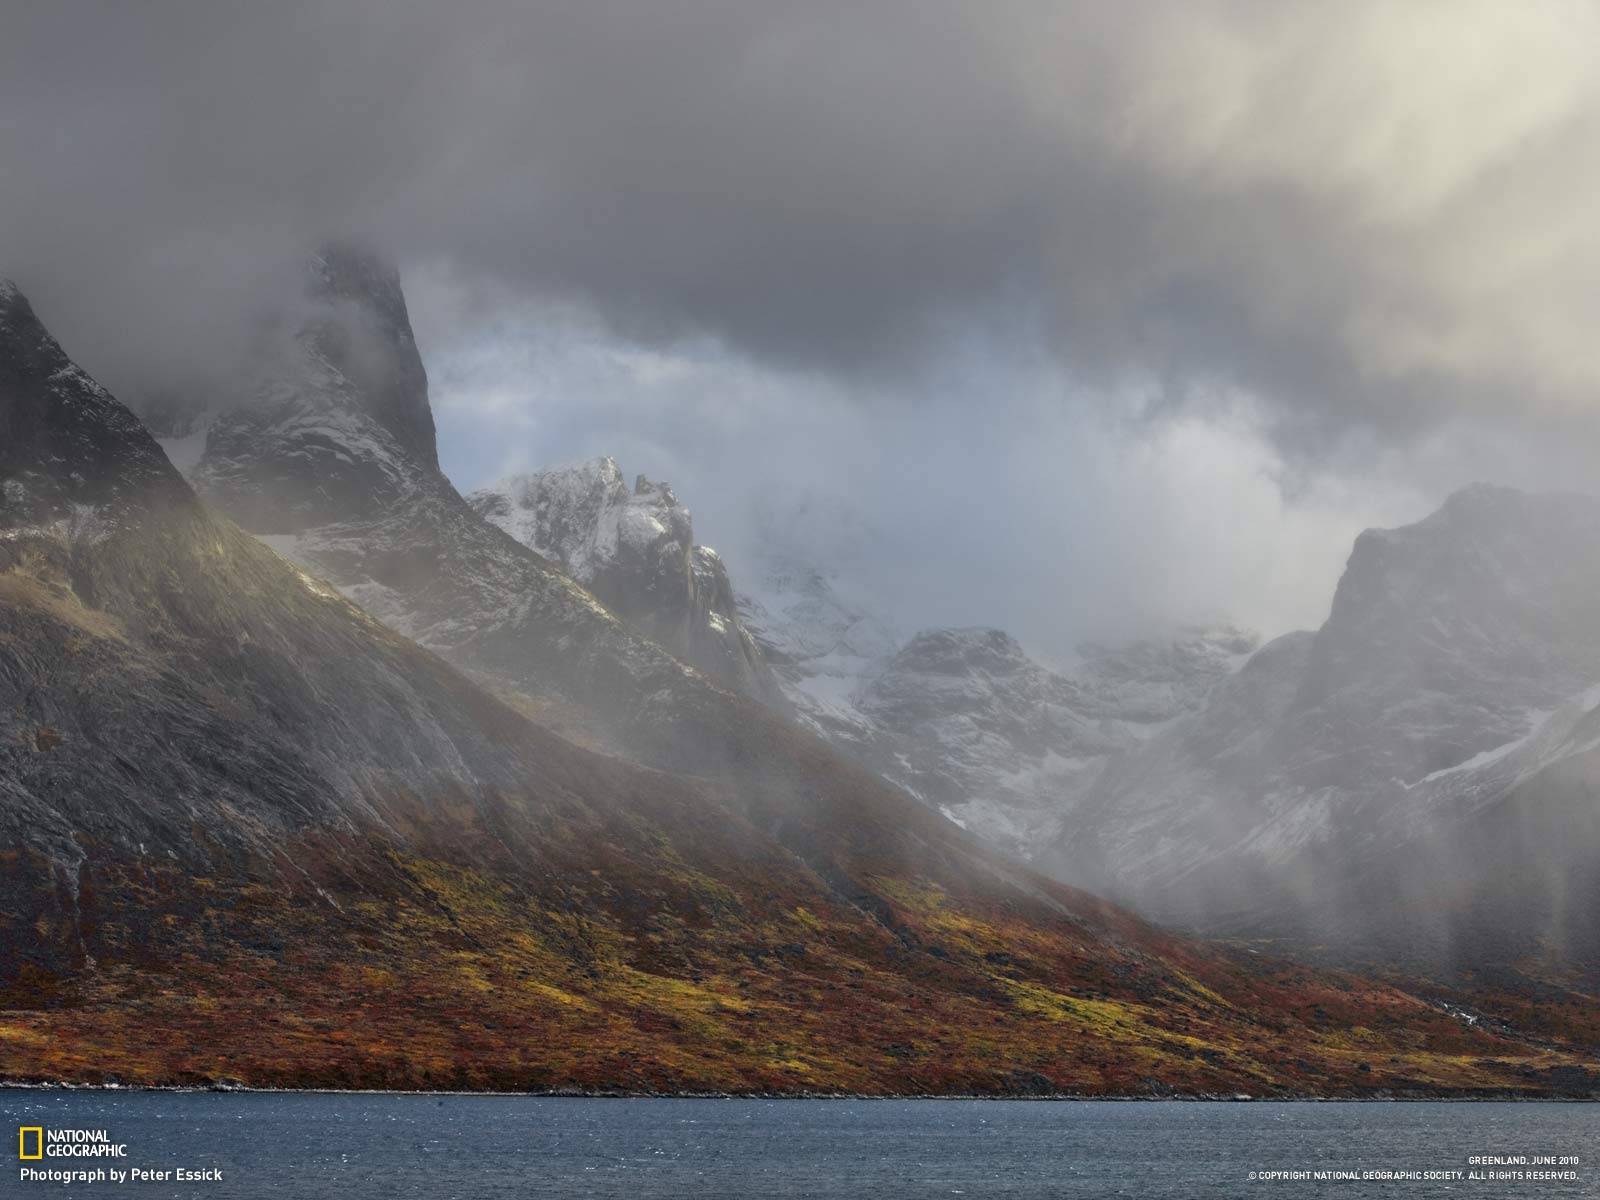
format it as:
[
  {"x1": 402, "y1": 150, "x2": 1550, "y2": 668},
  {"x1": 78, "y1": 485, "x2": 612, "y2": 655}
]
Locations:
[{"x1": 6, "y1": 2, "x2": 1600, "y2": 657}]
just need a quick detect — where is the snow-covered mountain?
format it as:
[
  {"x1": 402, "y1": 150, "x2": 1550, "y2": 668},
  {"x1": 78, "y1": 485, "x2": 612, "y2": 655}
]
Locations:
[
  {"x1": 734, "y1": 556, "x2": 901, "y2": 745},
  {"x1": 1051, "y1": 484, "x2": 1600, "y2": 969},
  {"x1": 732, "y1": 547, "x2": 1256, "y2": 857},
  {"x1": 854, "y1": 625, "x2": 1257, "y2": 856},
  {"x1": 158, "y1": 245, "x2": 1255, "y2": 867},
  {"x1": 467, "y1": 459, "x2": 779, "y2": 702}
]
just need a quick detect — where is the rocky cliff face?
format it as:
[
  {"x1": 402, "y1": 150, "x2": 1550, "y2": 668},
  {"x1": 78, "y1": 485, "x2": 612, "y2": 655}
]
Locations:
[
  {"x1": 0, "y1": 280, "x2": 187, "y2": 528},
  {"x1": 469, "y1": 458, "x2": 780, "y2": 701},
  {"x1": 1052, "y1": 485, "x2": 1600, "y2": 971},
  {"x1": 193, "y1": 244, "x2": 438, "y2": 531}
]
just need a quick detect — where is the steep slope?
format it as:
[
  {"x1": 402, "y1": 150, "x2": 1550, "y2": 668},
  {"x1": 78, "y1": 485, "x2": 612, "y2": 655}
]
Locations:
[
  {"x1": 10, "y1": 282, "x2": 1599, "y2": 1095},
  {"x1": 0, "y1": 281, "x2": 186, "y2": 525},
  {"x1": 468, "y1": 458, "x2": 780, "y2": 702},
  {"x1": 192, "y1": 247, "x2": 437, "y2": 530},
  {"x1": 1053, "y1": 486, "x2": 1600, "y2": 974}
]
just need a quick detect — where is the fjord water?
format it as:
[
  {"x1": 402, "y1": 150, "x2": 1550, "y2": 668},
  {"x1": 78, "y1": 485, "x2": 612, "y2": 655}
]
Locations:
[{"x1": 5, "y1": 1091, "x2": 1595, "y2": 1198}]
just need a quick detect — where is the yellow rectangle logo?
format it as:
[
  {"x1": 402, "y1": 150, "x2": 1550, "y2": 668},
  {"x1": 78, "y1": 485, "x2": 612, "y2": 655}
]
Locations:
[{"x1": 19, "y1": 1126, "x2": 43, "y2": 1160}]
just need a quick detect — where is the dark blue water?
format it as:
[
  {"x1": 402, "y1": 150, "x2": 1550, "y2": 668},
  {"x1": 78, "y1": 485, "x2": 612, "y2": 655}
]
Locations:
[{"x1": 4, "y1": 1090, "x2": 1594, "y2": 1198}]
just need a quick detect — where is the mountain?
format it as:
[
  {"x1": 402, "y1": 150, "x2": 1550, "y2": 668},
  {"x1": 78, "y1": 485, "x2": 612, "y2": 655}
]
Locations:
[
  {"x1": 468, "y1": 458, "x2": 781, "y2": 702},
  {"x1": 191, "y1": 247, "x2": 437, "y2": 530},
  {"x1": 735, "y1": 555, "x2": 1256, "y2": 858},
  {"x1": 498, "y1": 505, "x2": 1255, "y2": 860},
  {"x1": 11, "y1": 278, "x2": 1596, "y2": 1095},
  {"x1": 175, "y1": 243, "x2": 788, "y2": 769},
  {"x1": 852, "y1": 625, "x2": 1257, "y2": 857},
  {"x1": 1051, "y1": 485, "x2": 1600, "y2": 974},
  {"x1": 735, "y1": 554, "x2": 901, "y2": 744}
]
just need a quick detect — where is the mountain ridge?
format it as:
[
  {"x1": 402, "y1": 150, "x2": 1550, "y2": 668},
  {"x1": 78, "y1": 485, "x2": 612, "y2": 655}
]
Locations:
[{"x1": 6, "y1": 272, "x2": 1597, "y2": 1095}]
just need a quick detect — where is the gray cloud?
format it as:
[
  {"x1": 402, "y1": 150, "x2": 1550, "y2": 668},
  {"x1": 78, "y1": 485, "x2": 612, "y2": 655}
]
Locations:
[
  {"x1": 8, "y1": 1, "x2": 1600, "y2": 441},
  {"x1": 6, "y1": 2, "x2": 1600, "y2": 649}
]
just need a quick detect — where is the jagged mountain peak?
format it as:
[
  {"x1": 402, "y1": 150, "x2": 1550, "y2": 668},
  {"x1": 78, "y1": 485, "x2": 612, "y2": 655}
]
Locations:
[
  {"x1": 189, "y1": 242, "x2": 440, "y2": 531},
  {"x1": 1, "y1": 281, "x2": 187, "y2": 528},
  {"x1": 470, "y1": 456, "x2": 695, "y2": 583},
  {"x1": 180, "y1": 252, "x2": 787, "y2": 732},
  {"x1": 468, "y1": 456, "x2": 780, "y2": 700},
  {"x1": 889, "y1": 627, "x2": 1031, "y2": 676},
  {"x1": 301, "y1": 239, "x2": 436, "y2": 470}
]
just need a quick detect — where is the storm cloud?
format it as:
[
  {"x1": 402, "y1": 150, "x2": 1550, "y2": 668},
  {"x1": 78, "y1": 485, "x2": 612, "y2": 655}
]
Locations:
[{"x1": 5, "y1": 1, "x2": 1599, "y2": 650}]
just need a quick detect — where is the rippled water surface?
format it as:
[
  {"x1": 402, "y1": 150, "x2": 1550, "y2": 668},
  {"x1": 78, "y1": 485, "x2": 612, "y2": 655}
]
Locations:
[{"x1": 5, "y1": 1090, "x2": 1596, "y2": 1198}]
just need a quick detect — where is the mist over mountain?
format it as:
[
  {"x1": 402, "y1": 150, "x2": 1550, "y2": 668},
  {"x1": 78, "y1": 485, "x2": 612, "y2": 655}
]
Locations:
[
  {"x1": 443, "y1": 414, "x2": 1600, "y2": 984},
  {"x1": 18, "y1": 3, "x2": 1600, "y2": 678},
  {"x1": 161, "y1": 243, "x2": 790, "y2": 770},
  {"x1": 479, "y1": 461, "x2": 1264, "y2": 859},
  {"x1": 1050, "y1": 485, "x2": 1600, "y2": 973},
  {"x1": 16, "y1": 275, "x2": 1591, "y2": 1097}
]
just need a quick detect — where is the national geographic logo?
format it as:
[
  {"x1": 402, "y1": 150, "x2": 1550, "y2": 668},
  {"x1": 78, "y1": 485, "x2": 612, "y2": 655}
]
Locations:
[
  {"x1": 17, "y1": 1124, "x2": 222, "y2": 1186},
  {"x1": 16, "y1": 1126, "x2": 128, "y2": 1159}
]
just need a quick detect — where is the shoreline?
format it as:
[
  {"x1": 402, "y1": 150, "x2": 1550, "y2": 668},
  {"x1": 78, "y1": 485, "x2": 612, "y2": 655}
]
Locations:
[{"x1": 4, "y1": 1080, "x2": 1595, "y2": 1103}]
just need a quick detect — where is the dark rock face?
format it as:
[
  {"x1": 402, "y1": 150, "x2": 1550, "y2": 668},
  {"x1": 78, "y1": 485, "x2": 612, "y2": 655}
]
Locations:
[
  {"x1": 1053, "y1": 485, "x2": 1600, "y2": 972},
  {"x1": 468, "y1": 458, "x2": 781, "y2": 702},
  {"x1": 192, "y1": 243, "x2": 437, "y2": 532},
  {"x1": 304, "y1": 244, "x2": 437, "y2": 470},
  {"x1": 0, "y1": 282, "x2": 188, "y2": 527}
]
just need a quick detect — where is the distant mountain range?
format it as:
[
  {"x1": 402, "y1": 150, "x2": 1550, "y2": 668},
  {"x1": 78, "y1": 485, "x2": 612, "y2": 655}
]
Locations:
[
  {"x1": 730, "y1": 482, "x2": 1600, "y2": 977},
  {"x1": 3, "y1": 254, "x2": 1596, "y2": 1097},
  {"x1": 522, "y1": 459, "x2": 1600, "y2": 980}
]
